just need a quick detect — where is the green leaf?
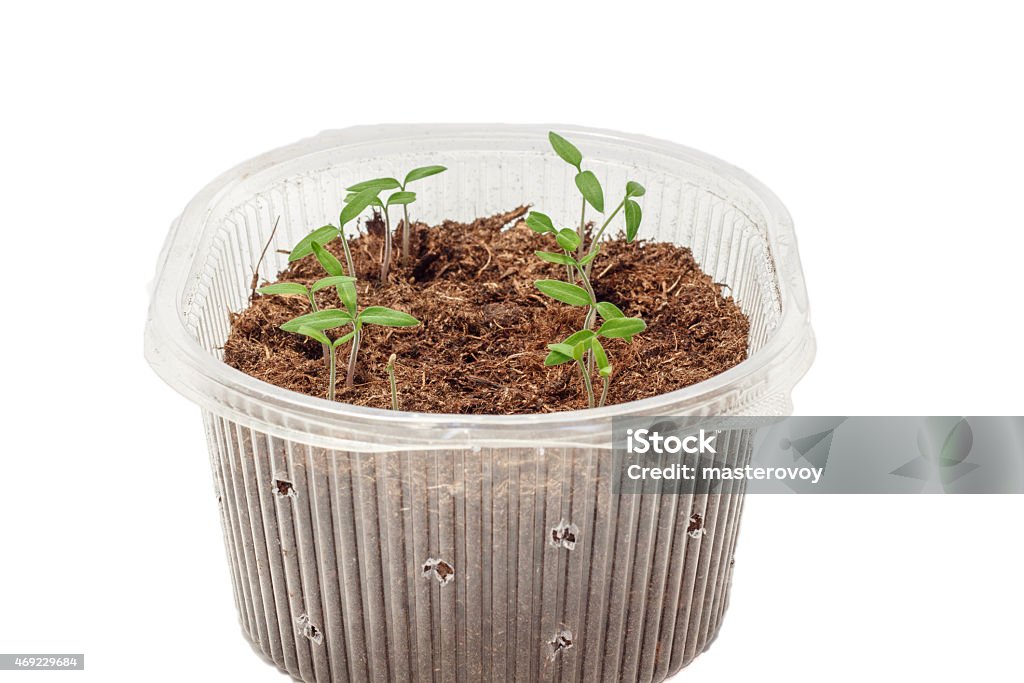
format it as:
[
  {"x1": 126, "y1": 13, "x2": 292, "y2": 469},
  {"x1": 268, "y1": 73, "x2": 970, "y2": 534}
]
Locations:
[
  {"x1": 562, "y1": 329, "x2": 596, "y2": 346},
  {"x1": 544, "y1": 349, "x2": 572, "y2": 366},
  {"x1": 525, "y1": 211, "x2": 555, "y2": 234},
  {"x1": 555, "y1": 227, "x2": 581, "y2": 252},
  {"x1": 339, "y1": 186, "x2": 381, "y2": 225},
  {"x1": 281, "y1": 309, "x2": 352, "y2": 333},
  {"x1": 598, "y1": 317, "x2": 647, "y2": 339},
  {"x1": 347, "y1": 177, "x2": 401, "y2": 192},
  {"x1": 625, "y1": 199, "x2": 642, "y2": 242},
  {"x1": 579, "y1": 247, "x2": 599, "y2": 265},
  {"x1": 310, "y1": 275, "x2": 357, "y2": 292},
  {"x1": 598, "y1": 364, "x2": 613, "y2": 378},
  {"x1": 544, "y1": 343, "x2": 576, "y2": 366},
  {"x1": 257, "y1": 282, "x2": 309, "y2": 297},
  {"x1": 311, "y1": 241, "x2": 344, "y2": 277},
  {"x1": 338, "y1": 280, "x2": 357, "y2": 316},
  {"x1": 626, "y1": 180, "x2": 646, "y2": 197},
  {"x1": 575, "y1": 170, "x2": 604, "y2": 212},
  {"x1": 591, "y1": 337, "x2": 610, "y2": 370},
  {"x1": 548, "y1": 131, "x2": 582, "y2": 169},
  {"x1": 295, "y1": 325, "x2": 330, "y2": 346},
  {"x1": 595, "y1": 301, "x2": 625, "y2": 320},
  {"x1": 535, "y1": 250, "x2": 577, "y2": 266},
  {"x1": 534, "y1": 279, "x2": 593, "y2": 306},
  {"x1": 570, "y1": 341, "x2": 587, "y2": 361},
  {"x1": 404, "y1": 165, "x2": 447, "y2": 185},
  {"x1": 386, "y1": 191, "x2": 416, "y2": 207},
  {"x1": 358, "y1": 306, "x2": 420, "y2": 327},
  {"x1": 290, "y1": 225, "x2": 340, "y2": 261},
  {"x1": 332, "y1": 330, "x2": 356, "y2": 348},
  {"x1": 345, "y1": 192, "x2": 384, "y2": 207}
]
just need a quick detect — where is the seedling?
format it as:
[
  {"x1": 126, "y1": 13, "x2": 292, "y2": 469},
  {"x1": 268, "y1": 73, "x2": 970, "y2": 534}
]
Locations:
[
  {"x1": 260, "y1": 239, "x2": 358, "y2": 362},
  {"x1": 263, "y1": 231, "x2": 417, "y2": 397},
  {"x1": 345, "y1": 165, "x2": 447, "y2": 274},
  {"x1": 544, "y1": 318, "x2": 644, "y2": 407},
  {"x1": 279, "y1": 286, "x2": 419, "y2": 395},
  {"x1": 280, "y1": 315, "x2": 354, "y2": 402},
  {"x1": 545, "y1": 132, "x2": 646, "y2": 273},
  {"x1": 533, "y1": 223, "x2": 646, "y2": 407},
  {"x1": 288, "y1": 185, "x2": 382, "y2": 277},
  {"x1": 344, "y1": 185, "x2": 416, "y2": 281},
  {"x1": 386, "y1": 353, "x2": 399, "y2": 410}
]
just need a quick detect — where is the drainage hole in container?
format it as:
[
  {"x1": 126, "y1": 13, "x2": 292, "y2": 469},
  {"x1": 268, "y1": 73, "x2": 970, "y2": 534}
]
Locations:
[
  {"x1": 423, "y1": 558, "x2": 455, "y2": 585},
  {"x1": 687, "y1": 513, "x2": 706, "y2": 538},
  {"x1": 274, "y1": 479, "x2": 297, "y2": 498},
  {"x1": 296, "y1": 614, "x2": 323, "y2": 645},
  {"x1": 548, "y1": 628, "x2": 574, "y2": 660},
  {"x1": 550, "y1": 520, "x2": 579, "y2": 550}
]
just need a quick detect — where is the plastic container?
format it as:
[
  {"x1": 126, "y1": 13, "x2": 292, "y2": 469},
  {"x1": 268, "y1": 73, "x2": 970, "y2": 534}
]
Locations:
[{"x1": 145, "y1": 124, "x2": 814, "y2": 682}]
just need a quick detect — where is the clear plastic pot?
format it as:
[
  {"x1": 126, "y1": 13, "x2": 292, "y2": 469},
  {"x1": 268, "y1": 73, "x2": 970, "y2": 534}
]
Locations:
[{"x1": 145, "y1": 124, "x2": 814, "y2": 682}]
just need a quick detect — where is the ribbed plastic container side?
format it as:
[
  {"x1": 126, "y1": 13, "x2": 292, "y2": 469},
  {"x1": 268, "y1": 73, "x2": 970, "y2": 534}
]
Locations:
[{"x1": 206, "y1": 411, "x2": 752, "y2": 682}]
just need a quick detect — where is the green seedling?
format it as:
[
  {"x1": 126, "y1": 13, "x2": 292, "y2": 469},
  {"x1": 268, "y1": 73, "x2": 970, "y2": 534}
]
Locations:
[
  {"x1": 544, "y1": 316, "x2": 644, "y2": 407},
  {"x1": 344, "y1": 185, "x2": 417, "y2": 281},
  {"x1": 386, "y1": 353, "x2": 399, "y2": 410},
  {"x1": 345, "y1": 165, "x2": 447, "y2": 274},
  {"x1": 260, "y1": 239, "x2": 358, "y2": 364},
  {"x1": 279, "y1": 288, "x2": 419, "y2": 395},
  {"x1": 532, "y1": 215, "x2": 646, "y2": 407},
  {"x1": 289, "y1": 185, "x2": 383, "y2": 277},
  {"x1": 545, "y1": 132, "x2": 646, "y2": 273},
  {"x1": 282, "y1": 320, "x2": 355, "y2": 402}
]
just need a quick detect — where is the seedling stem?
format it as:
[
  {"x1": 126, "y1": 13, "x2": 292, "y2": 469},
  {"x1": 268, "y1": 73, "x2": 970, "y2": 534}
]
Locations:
[{"x1": 387, "y1": 353, "x2": 399, "y2": 410}]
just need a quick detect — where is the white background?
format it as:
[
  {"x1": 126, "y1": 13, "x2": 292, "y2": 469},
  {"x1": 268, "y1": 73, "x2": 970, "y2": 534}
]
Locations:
[{"x1": 2, "y1": 1, "x2": 1022, "y2": 681}]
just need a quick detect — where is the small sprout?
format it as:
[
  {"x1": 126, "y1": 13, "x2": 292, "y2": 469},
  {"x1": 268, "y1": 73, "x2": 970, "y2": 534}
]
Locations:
[
  {"x1": 346, "y1": 165, "x2": 447, "y2": 276},
  {"x1": 290, "y1": 185, "x2": 382, "y2": 281},
  {"x1": 279, "y1": 280, "x2": 419, "y2": 394},
  {"x1": 532, "y1": 212, "x2": 646, "y2": 408},
  {"x1": 386, "y1": 353, "x2": 398, "y2": 411},
  {"x1": 546, "y1": 131, "x2": 646, "y2": 267},
  {"x1": 543, "y1": 323, "x2": 639, "y2": 408}
]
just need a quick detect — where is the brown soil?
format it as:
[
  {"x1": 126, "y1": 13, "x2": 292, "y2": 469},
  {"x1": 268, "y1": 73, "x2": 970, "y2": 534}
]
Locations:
[{"x1": 224, "y1": 207, "x2": 749, "y2": 414}]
